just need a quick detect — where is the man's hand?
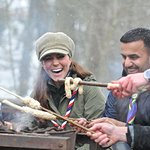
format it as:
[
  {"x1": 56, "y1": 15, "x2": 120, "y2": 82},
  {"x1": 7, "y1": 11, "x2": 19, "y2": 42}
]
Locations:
[
  {"x1": 86, "y1": 122, "x2": 127, "y2": 147},
  {"x1": 107, "y1": 73, "x2": 150, "y2": 98}
]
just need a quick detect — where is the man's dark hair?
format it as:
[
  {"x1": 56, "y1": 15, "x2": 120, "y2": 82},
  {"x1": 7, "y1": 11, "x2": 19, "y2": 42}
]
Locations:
[{"x1": 120, "y1": 27, "x2": 150, "y2": 51}]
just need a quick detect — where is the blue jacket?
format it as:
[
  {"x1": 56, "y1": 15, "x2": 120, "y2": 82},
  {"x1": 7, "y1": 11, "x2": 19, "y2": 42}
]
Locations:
[{"x1": 102, "y1": 91, "x2": 117, "y2": 119}]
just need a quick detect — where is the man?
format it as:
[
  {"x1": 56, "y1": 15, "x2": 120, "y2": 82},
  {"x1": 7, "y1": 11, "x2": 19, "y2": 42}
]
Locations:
[
  {"x1": 88, "y1": 28, "x2": 150, "y2": 150},
  {"x1": 103, "y1": 27, "x2": 150, "y2": 121}
]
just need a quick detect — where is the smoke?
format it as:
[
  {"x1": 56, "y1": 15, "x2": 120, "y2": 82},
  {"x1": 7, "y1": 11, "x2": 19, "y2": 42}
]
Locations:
[
  {"x1": 11, "y1": 112, "x2": 35, "y2": 132},
  {"x1": 1, "y1": 99, "x2": 35, "y2": 132}
]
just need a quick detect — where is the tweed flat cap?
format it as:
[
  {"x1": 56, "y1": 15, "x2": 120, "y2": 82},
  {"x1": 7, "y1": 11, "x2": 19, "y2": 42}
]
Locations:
[{"x1": 35, "y1": 32, "x2": 75, "y2": 60}]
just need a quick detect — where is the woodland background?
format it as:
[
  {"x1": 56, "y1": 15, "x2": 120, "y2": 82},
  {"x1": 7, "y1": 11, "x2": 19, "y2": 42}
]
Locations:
[{"x1": 1, "y1": 0, "x2": 150, "y2": 98}]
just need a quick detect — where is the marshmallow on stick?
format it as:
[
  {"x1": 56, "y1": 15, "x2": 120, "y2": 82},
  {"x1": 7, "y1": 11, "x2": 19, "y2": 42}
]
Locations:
[
  {"x1": 0, "y1": 86, "x2": 41, "y2": 109},
  {"x1": 2, "y1": 100, "x2": 56, "y2": 120}
]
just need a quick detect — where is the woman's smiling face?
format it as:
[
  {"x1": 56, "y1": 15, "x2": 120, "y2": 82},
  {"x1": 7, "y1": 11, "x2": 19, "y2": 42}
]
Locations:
[{"x1": 42, "y1": 53, "x2": 72, "y2": 82}]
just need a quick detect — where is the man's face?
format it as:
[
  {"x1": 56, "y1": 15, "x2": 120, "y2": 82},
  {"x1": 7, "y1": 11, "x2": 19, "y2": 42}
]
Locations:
[{"x1": 120, "y1": 40, "x2": 150, "y2": 75}]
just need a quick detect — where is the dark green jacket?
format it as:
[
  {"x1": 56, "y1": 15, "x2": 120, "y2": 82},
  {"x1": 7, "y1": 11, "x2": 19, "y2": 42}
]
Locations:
[{"x1": 46, "y1": 73, "x2": 105, "y2": 129}]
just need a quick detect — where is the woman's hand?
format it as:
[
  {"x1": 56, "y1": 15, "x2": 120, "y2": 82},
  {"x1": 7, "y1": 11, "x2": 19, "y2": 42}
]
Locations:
[{"x1": 70, "y1": 118, "x2": 88, "y2": 133}]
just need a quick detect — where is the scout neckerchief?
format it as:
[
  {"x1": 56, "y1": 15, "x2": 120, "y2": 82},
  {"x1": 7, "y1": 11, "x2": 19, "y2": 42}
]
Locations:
[
  {"x1": 126, "y1": 93, "x2": 138, "y2": 125},
  {"x1": 51, "y1": 90, "x2": 77, "y2": 129}
]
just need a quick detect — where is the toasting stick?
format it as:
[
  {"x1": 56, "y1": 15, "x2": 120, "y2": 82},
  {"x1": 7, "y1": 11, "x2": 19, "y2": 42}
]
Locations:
[
  {"x1": 0, "y1": 87, "x2": 41, "y2": 109},
  {"x1": 0, "y1": 86, "x2": 24, "y2": 100},
  {"x1": 40, "y1": 107, "x2": 94, "y2": 133},
  {"x1": 58, "y1": 79, "x2": 120, "y2": 88},
  {"x1": 0, "y1": 86, "x2": 94, "y2": 133},
  {"x1": 2, "y1": 100, "x2": 57, "y2": 120}
]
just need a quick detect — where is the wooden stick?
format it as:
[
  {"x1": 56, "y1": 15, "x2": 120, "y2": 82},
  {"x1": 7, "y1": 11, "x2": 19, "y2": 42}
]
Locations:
[
  {"x1": 0, "y1": 86, "x2": 24, "y2": 101},
  {"x1": 41, "y1": 107, "x2": 94, "y2": 133},
  {"x1": 2, "y1": 100, "x2": 57, "y2": 120},
  {"x1": 2, "y1": 99, "x2": 23, "y2": 111},
  {"x1": 58, "y1": 79, "x2": 108, "y2": 87},
  {"x1": 58, "y1": 79, "x2": 120, "y2": 88}
]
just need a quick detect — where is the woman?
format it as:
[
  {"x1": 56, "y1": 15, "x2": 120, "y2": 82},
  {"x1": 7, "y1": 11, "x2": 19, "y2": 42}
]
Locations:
[{"x1": 32, "y1": 32, "x2": 105, "y2": 130}]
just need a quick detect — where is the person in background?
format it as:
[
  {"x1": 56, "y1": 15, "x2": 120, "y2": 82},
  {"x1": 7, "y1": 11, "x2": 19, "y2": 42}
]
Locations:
[
  {"x1": 32, "y1": 32, "x2": 105, "y2": 149},
  {"x1": 103, "y1": 27, "x2": 150, "y2": 120}
]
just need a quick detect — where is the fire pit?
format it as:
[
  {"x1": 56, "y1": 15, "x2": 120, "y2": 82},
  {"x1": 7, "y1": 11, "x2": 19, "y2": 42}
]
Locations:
[{"x1": 0, "y1": 130, "x2": 76, "y2": 150}]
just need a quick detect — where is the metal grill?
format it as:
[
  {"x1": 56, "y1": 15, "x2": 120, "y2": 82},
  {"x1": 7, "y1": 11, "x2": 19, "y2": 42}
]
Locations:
[{"x1": 0, "y1": 130, "x2": 76, "y2": 150}]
